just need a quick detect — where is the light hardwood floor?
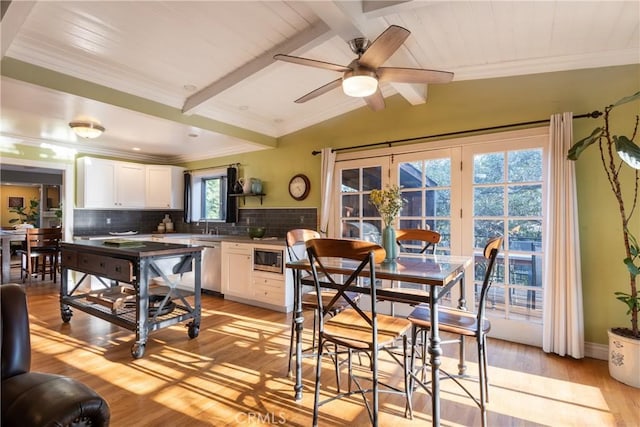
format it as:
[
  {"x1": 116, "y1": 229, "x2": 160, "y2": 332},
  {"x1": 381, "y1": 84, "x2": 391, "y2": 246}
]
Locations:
[{"x1": 12, "y1": 276, "x2": 640, "y2": 427}]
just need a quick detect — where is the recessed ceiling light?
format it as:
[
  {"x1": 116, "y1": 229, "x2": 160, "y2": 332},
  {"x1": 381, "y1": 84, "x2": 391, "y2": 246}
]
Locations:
[
  {"x1": 183, "y1": 84, "x2": 197, "y2": 92},
  {"x1": 188, "y1": 132, "x2": 199, "y2": 138},
  {"x1": 132, "y1": 147, "x2": 141, "y2": 151},
  {"x1": 239, "y1": 105, "x2": 249, "y2": 111}
]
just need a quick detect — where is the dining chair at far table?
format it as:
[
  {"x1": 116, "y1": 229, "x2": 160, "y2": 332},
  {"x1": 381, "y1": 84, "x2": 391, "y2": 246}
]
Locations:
[
  {"x1": 285, "y1": 229, "x2": 360, "y2": 389},
  {"x1": 306, "y1": 238, "x2": 413, "y2": 427},
  {"x1": 16, "y1": 227, "x2": 62, "y2": 284},
  {"x1": 407, "y1": 235, "x2": 503, "y2": 427},
  {"x1": 388, "y1": 229, "x2": 442, "y2": 317}
]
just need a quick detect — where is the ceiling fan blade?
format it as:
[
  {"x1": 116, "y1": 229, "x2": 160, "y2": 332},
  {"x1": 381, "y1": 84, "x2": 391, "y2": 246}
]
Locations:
[
  {"x1": 364, "y1": 89, "x2": 385, "y2": 111},
  {"x1": 294, "y1": 78, "x2": 343, "y2": 103},
  {"x1": 359, "y1": 25, "x2": 410, "y2": 69},
  {"x1": 274, "y1": 54, "x2": 351, "y2": 72},
  {"x1": 377, "y1": 67, "x2": 454, "y2": 84}
]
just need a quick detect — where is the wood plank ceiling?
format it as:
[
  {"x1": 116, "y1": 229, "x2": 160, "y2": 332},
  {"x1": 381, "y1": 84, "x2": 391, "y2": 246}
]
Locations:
[{"x1": 1, "y1": 1, "x2": 638, "y2": 163}]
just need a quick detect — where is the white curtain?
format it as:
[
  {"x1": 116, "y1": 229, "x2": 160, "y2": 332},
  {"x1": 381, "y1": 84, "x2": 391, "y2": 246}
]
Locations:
[
  {"x1": 319, "y1": 148, "x2": 336, "y2": 236},
  {"x1": 543, "y1": 112, "x2": 584, "y2": 358}
]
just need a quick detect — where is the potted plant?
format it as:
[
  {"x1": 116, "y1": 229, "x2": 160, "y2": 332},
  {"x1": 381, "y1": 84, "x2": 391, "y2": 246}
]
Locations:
[
  {"x1": 568, "y1": 91, "x2": 640, "y2": 387},
  {"x1": 369, "y1": 185, "x2": 405, "y2": 262},
  {"x1": 8, "y1": 198, "x2": 40, "y2": 228}
]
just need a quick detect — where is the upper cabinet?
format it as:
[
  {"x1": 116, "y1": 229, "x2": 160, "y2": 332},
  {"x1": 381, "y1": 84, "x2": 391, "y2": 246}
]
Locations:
[
  {"x1": 145, "y1": 165, "x2": 185, "y2": 209},
  {"x1": 76, "y1": 157, "x2": 184, "y2": 209}
]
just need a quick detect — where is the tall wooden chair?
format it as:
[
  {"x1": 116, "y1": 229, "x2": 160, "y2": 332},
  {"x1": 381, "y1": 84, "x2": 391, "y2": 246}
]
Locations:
[
  {"x1": 306, "y1": 238, "x2": 412, "y2": 426},
  {"x1": 407, "y1": 236, "x2": 503, "y2": 427},
  {"x1": 16, "y1": 227, "x2": 62, "y2": 284},
  {"x1": 285, "y1": 229, "x2": 360, "y2": 383}
]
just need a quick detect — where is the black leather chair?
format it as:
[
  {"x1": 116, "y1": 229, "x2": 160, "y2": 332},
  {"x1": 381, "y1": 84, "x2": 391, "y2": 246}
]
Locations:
[{"x1": 1, "y1": 283, "x2": 110, "y2": 426}]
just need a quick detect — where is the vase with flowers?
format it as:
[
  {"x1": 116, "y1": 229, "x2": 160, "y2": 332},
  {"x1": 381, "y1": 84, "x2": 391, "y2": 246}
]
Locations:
[{"x1": 369, "y1": 185, "x2": 405, "y2": 262}]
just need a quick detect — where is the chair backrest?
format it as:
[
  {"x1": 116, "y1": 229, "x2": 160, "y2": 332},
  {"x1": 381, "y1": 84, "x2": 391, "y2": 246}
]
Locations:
[
  {"x1": 306, "y1": 238, "x2": 386, "y2": 336},
  {"x1": 25, "y1": 228, "x2": 62, "y2": 253},
  {"x1": 396, "y1": 229, "x2": 441, "y2": 254},
  {"x1": 476, "y1": 236, "x2": 504, "y2": 321},
  {"x1": 285, "y1": 229, "x2": 321, "y2": 261},
  {"x1": 1, "y1": 283, "x2": 31, "y2": 379}
]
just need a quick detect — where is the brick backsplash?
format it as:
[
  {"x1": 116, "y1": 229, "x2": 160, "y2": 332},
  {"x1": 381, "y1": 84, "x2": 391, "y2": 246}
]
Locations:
[{"x1": 73, "y1": 208, "x2": 318, "y2": 238}]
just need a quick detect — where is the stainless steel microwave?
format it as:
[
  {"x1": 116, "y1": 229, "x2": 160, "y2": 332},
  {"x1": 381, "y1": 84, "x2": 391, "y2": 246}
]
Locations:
[{"x1": 253, "y1": 248, "x2": 283, "y2": 274}]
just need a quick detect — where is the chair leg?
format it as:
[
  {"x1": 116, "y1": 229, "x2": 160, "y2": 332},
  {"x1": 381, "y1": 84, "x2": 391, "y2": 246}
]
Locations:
[
  {"x1": 287, "y1": 312, "x2": 295, "y2": 375},
  {"x1": 403, "y1": 335, "x2": 412, "y2": 419},
  {"x1": 312, "y1": 336, "x2": 324, "y2": 427},
  {"x1": 478, "y1": 335, "x2": 487, "y2": 427}
]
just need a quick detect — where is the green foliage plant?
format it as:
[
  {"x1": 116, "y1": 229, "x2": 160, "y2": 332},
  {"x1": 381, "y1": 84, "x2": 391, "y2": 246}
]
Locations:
[
  {"x1": 8, "y1": 198, "x2": 39, "y2": 226},
  {"x1": 568, "y1": 92, "x2": 640, "y2": 339}
]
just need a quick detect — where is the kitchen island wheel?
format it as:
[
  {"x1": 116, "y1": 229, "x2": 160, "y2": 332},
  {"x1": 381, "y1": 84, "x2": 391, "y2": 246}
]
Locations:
[
  {"x1": 131, "y1": 342, "x2": 146, "y2": 359},
  {"x1": 61, "y1": 307, "x2": 73, "y2": 323},
  {"x1": 187, "y1": 321, "x2": 200, "y2": 339}
]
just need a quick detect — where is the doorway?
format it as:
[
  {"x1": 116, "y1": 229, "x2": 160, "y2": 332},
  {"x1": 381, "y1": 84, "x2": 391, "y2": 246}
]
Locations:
[{"x1": 0, "y1": 159, "x2": 73, "y2": 240}]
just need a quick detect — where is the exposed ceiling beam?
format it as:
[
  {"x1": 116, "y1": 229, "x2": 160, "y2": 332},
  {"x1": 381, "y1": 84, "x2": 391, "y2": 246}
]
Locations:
[
  {"x1": 1, "y1": 0, "x2": 35, "y2": 58},
  {"x1": 182, "y1": 20, "x2": 332, "y2": 115},
  {"x1": 0, "y1": 58, "x2": 277, "y2": 149},
  {"x1": 362, "y1": 0, "x2": 415, "y2": 17}
]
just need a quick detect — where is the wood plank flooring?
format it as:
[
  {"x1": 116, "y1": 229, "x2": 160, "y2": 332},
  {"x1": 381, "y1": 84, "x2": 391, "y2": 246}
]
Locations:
[{"x1": 12, "y1": 278, "x2": 640, "y2": 427}]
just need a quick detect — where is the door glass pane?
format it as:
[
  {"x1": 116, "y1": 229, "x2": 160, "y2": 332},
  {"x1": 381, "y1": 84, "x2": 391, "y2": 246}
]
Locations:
[
  {"x1": 341, "y1": 169, "x2": 359, "y2": 192},
  {"x1": 398, "y1": 156, "x2": 452, "y2": 255},
  {"x1": 474, "y1": 152, "x2": 504, "y2": 184},
  {"x1": 472, "y1": 148, "x2": 543, "y2": 324},
  {"x1": 362, "y1": 166, "x2": 381, "y2": 191},
  {"x1": 339, "y1": 166, "x2": 383, "y2": 243},
  {"x1": 508, "y1": 185, "x2": 542, "y2": 216},
  {"x1": 509, "y1": 149, "x2": 542, "y2": 182},
  {"x1": 474, "y1": 187, "x2": 504, "y2": 216}
]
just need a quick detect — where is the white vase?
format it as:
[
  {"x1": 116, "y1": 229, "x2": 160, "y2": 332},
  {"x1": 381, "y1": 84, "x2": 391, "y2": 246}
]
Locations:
[{"x1": 608, "y1": 328, "x2": 640, "y2": 388}]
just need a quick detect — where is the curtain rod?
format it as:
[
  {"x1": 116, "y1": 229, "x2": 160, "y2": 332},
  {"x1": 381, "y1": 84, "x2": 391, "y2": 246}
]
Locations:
[
  {"x1": 185, "y1": 162, "x2": 240, "y2": 173},
  {"x1": 311, "y1": 110, "x2": 602, "y2": 156}
]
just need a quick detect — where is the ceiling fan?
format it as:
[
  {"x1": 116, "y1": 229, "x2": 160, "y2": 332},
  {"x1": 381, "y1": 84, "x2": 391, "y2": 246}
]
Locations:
[{"x1": 274, "y1": 25, "x2": 453, "y2": 111}]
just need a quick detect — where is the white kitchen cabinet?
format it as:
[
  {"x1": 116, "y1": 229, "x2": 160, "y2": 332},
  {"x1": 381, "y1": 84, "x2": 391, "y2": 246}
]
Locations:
[
  {"x1": 221, "y1": 241, "x2": 293, "y2": 312},
  {"x1": 253, "y1": 270, "x2": 292, "y2": 310},
  {"x1": 76, "y1": 157, "x2": 145, "y2": 208},
  {"x1": 145, "y1": 165, "x2": 185, "y2": 209},
  {"x1": 116, "y1": 162, "x2": 145, "y2": 208},
  {"x1": 221, "y1": 242, "x2": 252, "y2": 299},
  {"x1": 76, "y1": 157, "x2": 115, "y2": 208}
]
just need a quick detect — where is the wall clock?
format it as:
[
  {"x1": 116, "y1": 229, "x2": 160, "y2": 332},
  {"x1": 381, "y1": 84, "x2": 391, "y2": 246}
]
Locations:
[{"x1": 288, "y1": 174, "x2": 310, "y2": 201}]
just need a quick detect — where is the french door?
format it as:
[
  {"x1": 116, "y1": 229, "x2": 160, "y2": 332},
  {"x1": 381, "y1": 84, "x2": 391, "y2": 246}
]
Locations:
[{"x1": 332, "y1": 129, "x2": 547, "y2": 345}]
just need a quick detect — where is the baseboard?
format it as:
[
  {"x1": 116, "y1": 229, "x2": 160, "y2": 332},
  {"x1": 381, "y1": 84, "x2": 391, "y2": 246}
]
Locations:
[{"x1": 585, "y1": 341, "x2": 608, "y2": 360}]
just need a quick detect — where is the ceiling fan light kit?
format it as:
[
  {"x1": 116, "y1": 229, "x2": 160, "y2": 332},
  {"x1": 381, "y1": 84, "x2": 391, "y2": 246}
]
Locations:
[
  {"x1": 342, "y1": 71, "x2": 378, "y2": 97},
  {"x1": 69, "y1": 121, "x2": 105, "y2": 139},
  {"x1": 274, "y1": 25, "x2": 453, "y2": 110}
]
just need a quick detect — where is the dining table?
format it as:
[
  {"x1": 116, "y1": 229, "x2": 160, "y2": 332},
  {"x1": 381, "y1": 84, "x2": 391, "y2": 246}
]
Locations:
[
  {"x1": 0, "y1": 229, "x2": 26, "y2": 284},
  {"x1": 286, "y1": 252, "x2": 473, "y2": 427}
]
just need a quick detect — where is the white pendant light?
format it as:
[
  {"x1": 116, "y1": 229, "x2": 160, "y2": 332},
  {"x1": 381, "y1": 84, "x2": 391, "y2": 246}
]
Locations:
[
  {"x1": 69, "y1": 121, "x2": 105, "y2": 139},
  {"x1": 342, "y1": 69, "x2": 378, "y2": 98}
]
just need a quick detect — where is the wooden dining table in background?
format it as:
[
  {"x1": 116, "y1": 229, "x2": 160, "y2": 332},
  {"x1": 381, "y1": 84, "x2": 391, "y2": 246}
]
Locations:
[
  {"x1": 1, "y1": 229, "x2": 26, "y2": 283},
  {"x1": 287, "y1": 252, "x2": 473, "y2": 427}
]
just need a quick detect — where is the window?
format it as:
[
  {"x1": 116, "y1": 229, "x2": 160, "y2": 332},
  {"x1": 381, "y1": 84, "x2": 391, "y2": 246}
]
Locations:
[
  {"x1": 190, "y1": 168, "x2": 228, "y2": 222},
  {"x1": 201, "y1": 176, "x2": 226, "y2": 220}
]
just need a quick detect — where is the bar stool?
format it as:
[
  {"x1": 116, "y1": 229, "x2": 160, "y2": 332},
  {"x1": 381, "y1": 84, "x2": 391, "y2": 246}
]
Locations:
[{"x1": 16, "y1": 228, "x2": 62, "y2": 284}]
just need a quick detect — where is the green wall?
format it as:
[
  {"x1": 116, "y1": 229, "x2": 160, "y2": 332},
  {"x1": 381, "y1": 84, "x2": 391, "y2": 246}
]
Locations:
[{"x1": 4, "y1": 64, "x2": 640, "y2": 346}]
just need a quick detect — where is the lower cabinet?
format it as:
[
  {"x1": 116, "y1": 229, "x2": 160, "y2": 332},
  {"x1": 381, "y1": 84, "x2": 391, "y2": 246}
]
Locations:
[
  {"x1": 221, "y1": 241, "x2": 293, "y2": 312},
  {"x1": 221, "y1": 242, "x2": 252, "y2": 298}
]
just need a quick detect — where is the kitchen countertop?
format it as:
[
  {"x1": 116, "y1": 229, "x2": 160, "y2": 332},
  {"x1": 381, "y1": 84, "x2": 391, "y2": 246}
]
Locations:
[{"x1": 73, "y1": 233, "x2": 286, "y2": 246}]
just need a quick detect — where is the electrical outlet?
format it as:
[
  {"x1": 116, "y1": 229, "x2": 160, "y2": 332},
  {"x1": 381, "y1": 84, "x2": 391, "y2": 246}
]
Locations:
[
  {"x1": 300, "y1": 216, "x2": 304, "y2": 224},
  {"x1": 106, "y1": 218, "x2": 111, "y2": 225}
]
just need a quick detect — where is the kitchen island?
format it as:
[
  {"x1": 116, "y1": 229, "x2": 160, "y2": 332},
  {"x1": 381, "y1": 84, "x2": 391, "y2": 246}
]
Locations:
[{"x1": 60, "y1": 240, "x2": 203, "y2": 358}]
